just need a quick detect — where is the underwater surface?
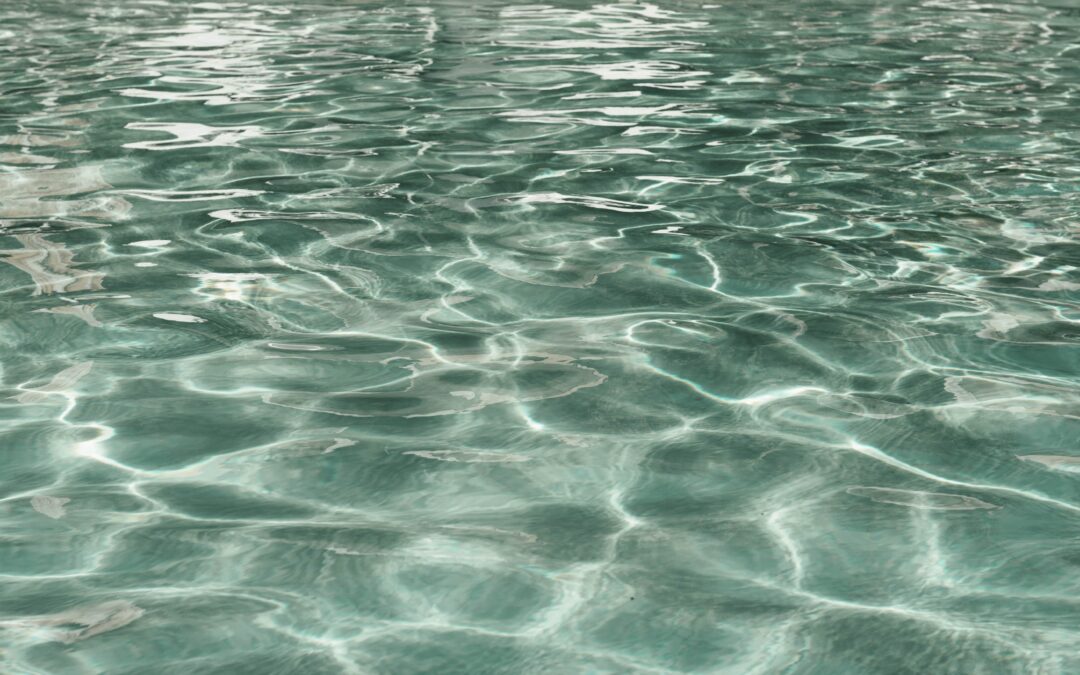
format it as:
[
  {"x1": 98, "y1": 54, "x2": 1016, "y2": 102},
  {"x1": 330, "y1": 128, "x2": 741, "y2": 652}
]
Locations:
[{"x1": 2, "y1": 0, "x2": 1080, "y2": 672}]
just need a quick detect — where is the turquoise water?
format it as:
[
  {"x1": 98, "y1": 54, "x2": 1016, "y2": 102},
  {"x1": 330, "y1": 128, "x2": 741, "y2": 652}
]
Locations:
[{"x1": 2, "y1": 0, "x2": 1080, "y2": 671}]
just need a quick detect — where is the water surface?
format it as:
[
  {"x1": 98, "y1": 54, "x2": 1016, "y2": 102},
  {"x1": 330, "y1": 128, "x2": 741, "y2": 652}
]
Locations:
[{"x1": 2, "y1": 0, "x2": 1080, "y2": 672}]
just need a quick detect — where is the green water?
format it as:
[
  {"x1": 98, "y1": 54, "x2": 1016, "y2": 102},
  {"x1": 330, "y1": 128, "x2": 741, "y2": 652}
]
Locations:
[{"x1": 2, "y1": 0, "x2": 1080, "y2": 672}]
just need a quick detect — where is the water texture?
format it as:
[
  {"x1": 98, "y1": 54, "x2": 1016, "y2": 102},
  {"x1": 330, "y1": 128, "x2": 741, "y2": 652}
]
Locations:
[{"x1": 1, "y1": 0, "x2": 1079, "y2": 672}]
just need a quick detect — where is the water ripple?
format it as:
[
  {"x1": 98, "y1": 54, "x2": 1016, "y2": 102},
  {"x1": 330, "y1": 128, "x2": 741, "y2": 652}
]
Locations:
[{"x1": 2, "y1": 0, "x2": 1080, "y2": 672}]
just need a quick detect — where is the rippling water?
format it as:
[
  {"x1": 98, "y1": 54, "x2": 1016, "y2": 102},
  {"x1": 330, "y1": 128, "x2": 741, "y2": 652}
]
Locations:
[{"x1": 2, "y1": 0, "x2": 1080, "y2": 672}]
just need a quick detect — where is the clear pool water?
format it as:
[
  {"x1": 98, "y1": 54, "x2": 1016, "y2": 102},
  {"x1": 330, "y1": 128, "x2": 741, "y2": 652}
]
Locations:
[{"x1": 2, "y1": 0, "x2": 1080, "y2": 672}]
